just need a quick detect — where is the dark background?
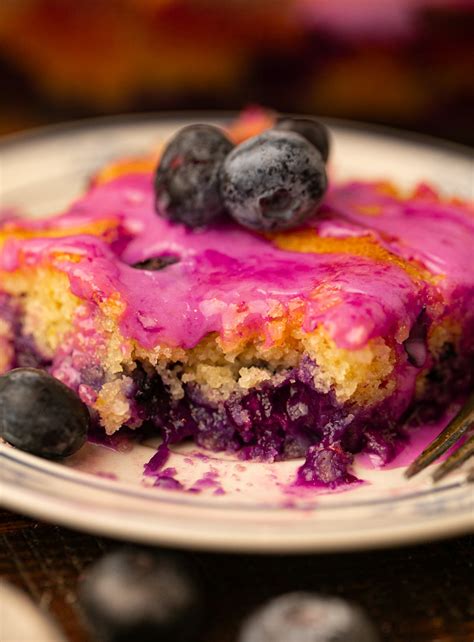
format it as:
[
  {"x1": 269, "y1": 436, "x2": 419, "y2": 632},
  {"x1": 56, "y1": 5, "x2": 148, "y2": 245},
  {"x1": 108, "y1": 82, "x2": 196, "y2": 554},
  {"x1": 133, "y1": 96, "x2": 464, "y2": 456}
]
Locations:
[
  {"x1": 2, "y1": 513, "x2": 474, "y2": 642},
  {"x1": 1, "y1": 0, "x2": 473, "y2": 144}
]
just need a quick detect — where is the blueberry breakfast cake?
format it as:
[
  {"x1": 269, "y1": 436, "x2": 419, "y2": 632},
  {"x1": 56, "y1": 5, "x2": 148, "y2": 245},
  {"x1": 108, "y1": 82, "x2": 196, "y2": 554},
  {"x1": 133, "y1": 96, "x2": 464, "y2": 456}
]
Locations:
[{"x1": 1, "y1": 110, "x2": 473, "y2": 486}]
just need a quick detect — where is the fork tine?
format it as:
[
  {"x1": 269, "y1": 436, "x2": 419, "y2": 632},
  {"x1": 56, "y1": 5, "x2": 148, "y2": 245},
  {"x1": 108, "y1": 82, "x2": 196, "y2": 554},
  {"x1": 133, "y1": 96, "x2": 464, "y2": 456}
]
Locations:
[
  {"x1": 432, "y1": 435, "x2": 474, "y2": 481},
  {"x1": 405, "y1": 394, "x2": 474, "y2": 479}
]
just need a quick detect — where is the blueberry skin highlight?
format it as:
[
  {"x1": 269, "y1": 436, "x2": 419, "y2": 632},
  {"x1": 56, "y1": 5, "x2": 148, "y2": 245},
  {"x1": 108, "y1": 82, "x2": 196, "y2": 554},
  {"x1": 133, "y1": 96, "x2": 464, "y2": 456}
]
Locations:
[
  {"x1": 220, "y1": 130, "x2": 327, "y2": 232},
  {"x1": 0, "y1": 367, "x2": 89, "y2": 458},
  {"x1": 155, "y1": 124, "x2": 234, "y2": 228},
  {"x1": 276, "y1": 116, "x2": 330, "y2": 163},
  {"x1": 79, "y1": 549, "x2": 202, "y2": 642},
  {"x1": 239, "y1": 592, "x2": 380, "y2": 642}
]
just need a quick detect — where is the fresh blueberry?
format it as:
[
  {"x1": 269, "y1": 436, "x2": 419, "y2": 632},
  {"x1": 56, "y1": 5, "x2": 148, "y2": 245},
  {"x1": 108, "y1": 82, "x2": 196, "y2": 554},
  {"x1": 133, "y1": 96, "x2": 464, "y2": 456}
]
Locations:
[
  {"x1": 0, "y1": 368, "x2": 89, "y2": 458},
  {"x1": 155, "y1": 124, "x2": 234, "y2": 228},
  {"x1": 220, "y1": 130, "x2": 327, "y2": 232},
  {"x1": 239, "y1": 593, "x2": 379, "y2": 642},
  {"x1": 132, "y1": 255, "x2": 180, "y2": 270},
  {"x1": 78, "y1": 549, "x2": 201, "y2": 642},
  {"x1": 276, "y1": 117, "x2": 330, "y2": 162}
]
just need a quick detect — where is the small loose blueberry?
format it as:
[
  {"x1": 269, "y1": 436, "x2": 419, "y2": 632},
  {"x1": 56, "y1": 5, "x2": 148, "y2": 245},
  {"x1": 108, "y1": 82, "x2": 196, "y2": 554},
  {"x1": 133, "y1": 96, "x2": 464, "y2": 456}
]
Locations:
[
  {"x1": 276, "y1": 116, "x2": 330, "y2": 162},
  {"x1": 155, "y1": 124, "x2": 234, "y2": 228},
  {"x1": 239, "y1": 592, "x2": 380, "y2": 642},
  {"x1": 0, "y1": 368, "x2": 89, "y2": 458},
  {"x1": 78, "y1": 549, "x2": 201, "y2": 642},
  {"x1": 220, "y1": 130, "x2": 327, "y2": 232},
  {"x1": 132, "y1": 255, "x2": 180, "y2": 270}
]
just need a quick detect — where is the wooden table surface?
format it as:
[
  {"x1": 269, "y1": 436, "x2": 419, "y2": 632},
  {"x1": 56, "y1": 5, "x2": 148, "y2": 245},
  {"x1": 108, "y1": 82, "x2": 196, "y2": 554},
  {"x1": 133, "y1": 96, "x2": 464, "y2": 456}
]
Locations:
[{"x1": 1, "y1": 510, "x2": 473, "y2": 642}]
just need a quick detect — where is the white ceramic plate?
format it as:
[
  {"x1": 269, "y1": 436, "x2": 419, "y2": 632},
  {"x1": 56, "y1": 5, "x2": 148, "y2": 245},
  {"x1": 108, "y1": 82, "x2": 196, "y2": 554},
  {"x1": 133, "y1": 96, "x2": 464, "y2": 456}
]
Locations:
[{"x1": 1, "y1": 115, "x2": 473, "y2": 552}]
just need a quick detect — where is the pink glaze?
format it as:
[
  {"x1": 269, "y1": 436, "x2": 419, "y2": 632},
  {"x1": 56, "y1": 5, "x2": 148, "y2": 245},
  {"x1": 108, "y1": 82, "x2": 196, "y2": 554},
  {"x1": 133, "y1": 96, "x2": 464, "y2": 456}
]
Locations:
[
  {"x1": 1, "y1": 174, "x2": 473, "y2": 352},
  {"x1": 322, "y1": 182, "x2": 474, "y2": 293}
]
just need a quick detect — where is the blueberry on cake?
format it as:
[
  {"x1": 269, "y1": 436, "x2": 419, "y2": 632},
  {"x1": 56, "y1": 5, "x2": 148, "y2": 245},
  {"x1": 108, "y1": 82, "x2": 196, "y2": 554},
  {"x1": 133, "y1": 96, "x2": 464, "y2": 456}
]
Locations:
[{"x1": 1, "y1": 111, "x2": 473, "y2": 486}]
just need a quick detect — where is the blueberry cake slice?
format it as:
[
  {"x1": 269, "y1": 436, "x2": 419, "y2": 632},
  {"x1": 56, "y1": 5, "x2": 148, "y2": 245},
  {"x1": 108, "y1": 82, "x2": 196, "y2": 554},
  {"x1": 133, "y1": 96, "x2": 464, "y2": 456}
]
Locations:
[{"x1": 1, "y1": 112, "x2": 473, "y2": 486}]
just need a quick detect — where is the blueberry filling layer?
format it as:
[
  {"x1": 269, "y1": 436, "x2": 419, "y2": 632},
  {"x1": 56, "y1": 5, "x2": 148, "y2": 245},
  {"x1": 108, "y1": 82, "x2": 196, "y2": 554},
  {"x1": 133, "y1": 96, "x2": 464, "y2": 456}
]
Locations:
[
  {"x1": 124, "y1": 340, "x2": 472, "y2": 487},
  {"x1": 130, "y1": 361, "x2": 394, "y2": 488},
  {"x1": 129, "y1": 360, "x2": 366, "y2": 487}
]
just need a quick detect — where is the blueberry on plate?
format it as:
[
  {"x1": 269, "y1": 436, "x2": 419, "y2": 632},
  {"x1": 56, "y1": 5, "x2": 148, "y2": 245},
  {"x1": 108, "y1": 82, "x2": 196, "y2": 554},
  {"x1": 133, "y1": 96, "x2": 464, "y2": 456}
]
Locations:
[
  {"x1": 78, "y1": 549, "x2": 201, "y2": 642},
  {"x1": 155, "y1": 124, "x2": 234, "y2": 228},
  {"x1": 276, "y1": 116, "x2": 330, "y2": 162},
  {"x1": 0, "y1": 367, "x2": 89, "y2": 458},
  {"x1": 238, "y1": 592, "x2": 379, "y2": 642},
  {"x1": 220, "y1": 130, "x2": 327, "y2": 232}
]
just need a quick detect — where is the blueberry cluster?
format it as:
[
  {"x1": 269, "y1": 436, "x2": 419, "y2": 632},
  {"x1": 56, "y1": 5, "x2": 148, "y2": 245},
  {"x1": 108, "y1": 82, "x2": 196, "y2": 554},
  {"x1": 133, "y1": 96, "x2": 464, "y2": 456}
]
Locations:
[{"x1": 154, "y1": 117, "x2": 329, "y2": 232}]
